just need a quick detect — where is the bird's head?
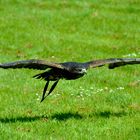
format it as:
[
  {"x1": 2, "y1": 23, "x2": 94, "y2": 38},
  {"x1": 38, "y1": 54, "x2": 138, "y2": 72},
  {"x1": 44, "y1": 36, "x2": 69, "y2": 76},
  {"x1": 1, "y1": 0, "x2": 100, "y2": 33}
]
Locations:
[
  {"x1": 62, "y1": 62, "x2": 88, "y2": 75},
  {"x1": 73, "y1": 67, "x2": 87, "y2": 74}
]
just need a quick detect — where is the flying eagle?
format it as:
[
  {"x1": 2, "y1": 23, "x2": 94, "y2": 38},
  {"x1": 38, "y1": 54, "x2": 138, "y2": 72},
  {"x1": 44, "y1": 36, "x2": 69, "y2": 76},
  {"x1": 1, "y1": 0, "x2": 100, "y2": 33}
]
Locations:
[{"x1": 0, "y1": 58, "x2": 140, "y2": 102}]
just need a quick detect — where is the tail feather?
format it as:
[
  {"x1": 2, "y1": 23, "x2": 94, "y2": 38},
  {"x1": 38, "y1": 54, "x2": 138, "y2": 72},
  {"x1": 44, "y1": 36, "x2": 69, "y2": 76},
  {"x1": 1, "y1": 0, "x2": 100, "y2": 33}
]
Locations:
[{"x1": 33, "y1": 71, "x2": 50, "y2": 81}]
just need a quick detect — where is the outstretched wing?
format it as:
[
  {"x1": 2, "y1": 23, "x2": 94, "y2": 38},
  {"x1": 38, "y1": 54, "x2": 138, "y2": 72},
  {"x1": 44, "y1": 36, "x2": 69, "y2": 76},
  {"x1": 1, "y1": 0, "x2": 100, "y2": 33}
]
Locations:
[
  {"x1": 86, "y1": 58, "x2": 140, "y2": 69},
  {"x1": 0, "y1": 59, "x2": 64, "y2": 70}
]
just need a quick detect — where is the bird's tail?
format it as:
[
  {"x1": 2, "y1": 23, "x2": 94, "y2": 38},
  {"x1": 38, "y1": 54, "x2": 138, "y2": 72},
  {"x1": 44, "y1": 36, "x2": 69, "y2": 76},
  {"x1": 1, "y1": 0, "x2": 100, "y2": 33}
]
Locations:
[{"x1": 33, "y1": 71, "x2": 50, "y2": 81}]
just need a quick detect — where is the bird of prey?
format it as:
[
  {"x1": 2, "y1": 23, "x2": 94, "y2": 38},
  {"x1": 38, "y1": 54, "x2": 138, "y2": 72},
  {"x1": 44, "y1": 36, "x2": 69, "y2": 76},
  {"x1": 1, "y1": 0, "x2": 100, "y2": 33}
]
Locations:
[{"x1": 0, "y1": 58, "x2": 140, "y2": 102}]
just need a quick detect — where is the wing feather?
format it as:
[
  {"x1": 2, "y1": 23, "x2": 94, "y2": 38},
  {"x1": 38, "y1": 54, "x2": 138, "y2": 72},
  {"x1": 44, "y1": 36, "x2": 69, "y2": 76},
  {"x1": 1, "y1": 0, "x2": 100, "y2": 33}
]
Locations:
[
  {"x1": 0, "y1": 59, "x2": 64, "y2": 70},
  {"x1": 86, "y1": 58, "x2": 140, "y2": 69}
]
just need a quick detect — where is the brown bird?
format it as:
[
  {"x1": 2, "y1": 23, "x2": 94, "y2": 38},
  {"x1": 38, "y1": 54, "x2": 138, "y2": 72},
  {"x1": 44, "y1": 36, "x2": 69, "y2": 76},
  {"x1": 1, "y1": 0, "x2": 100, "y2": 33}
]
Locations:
[{"x1": 0, "y1": 58, "x2": 140, "y2": 102}]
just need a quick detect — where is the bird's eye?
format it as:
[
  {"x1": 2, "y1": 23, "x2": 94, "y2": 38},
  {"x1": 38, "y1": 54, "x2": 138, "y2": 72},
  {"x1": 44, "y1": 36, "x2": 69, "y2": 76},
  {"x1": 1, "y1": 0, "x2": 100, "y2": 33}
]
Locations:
[{"x1": 77, "y1": 69, "x2": 82, "y2": 72}]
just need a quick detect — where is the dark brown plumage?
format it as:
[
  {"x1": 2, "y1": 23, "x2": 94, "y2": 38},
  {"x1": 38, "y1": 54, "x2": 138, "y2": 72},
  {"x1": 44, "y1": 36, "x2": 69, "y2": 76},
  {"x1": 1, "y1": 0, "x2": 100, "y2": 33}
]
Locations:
[{"x1": 0, "y1": 58, "x2": 140, "y2": 102}]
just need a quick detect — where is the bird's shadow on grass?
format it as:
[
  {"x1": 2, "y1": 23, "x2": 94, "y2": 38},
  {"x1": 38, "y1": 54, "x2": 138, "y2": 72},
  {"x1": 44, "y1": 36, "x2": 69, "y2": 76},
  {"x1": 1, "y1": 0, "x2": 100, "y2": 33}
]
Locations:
[
  {"x1": 50, "y1": 112, "x2": 83, "y2": 121},
  {"x1": 0, "y1": 110, "x2": 127, "y2": 123},
  {"x1": 90, "y1": 110, "x2": 127, "y2": 118},
  {"x1": 0, "y1": 116, "x2": 45, "y2": 123},
  {"x1": 0, "y1": 112, "x2": 82, "y2": 123}
]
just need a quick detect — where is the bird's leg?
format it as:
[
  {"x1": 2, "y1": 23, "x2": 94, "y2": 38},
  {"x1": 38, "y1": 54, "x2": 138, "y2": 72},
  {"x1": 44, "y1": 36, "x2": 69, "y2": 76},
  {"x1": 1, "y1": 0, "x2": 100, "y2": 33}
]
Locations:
[
  {"x1": 47, "y1": 80, "x2": 59, "y2": 97},
  {"x1": 40, "y1": 80, "x2": 50, "y2": 102}
]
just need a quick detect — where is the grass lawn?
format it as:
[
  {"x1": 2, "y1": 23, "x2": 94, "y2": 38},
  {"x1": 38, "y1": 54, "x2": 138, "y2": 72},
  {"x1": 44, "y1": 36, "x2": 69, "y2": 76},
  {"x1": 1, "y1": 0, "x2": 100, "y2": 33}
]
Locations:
[{"x1": 0, "y1": 0, "x2": 140, "y2": 139}]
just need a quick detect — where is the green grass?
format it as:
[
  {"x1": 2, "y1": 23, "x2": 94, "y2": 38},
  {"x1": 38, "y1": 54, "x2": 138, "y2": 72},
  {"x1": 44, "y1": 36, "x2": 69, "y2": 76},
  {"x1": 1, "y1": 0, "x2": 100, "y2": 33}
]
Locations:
[{"x1": 0, "y1": 0, "x2": 140, "y2": 139}]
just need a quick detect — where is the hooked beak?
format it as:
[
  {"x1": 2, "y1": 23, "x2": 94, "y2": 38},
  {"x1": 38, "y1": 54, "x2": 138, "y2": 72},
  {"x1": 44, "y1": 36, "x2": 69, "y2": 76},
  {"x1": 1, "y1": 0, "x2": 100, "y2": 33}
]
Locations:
[{"x1": 81, "y1": 68, "x2": 87, "y2": 74}]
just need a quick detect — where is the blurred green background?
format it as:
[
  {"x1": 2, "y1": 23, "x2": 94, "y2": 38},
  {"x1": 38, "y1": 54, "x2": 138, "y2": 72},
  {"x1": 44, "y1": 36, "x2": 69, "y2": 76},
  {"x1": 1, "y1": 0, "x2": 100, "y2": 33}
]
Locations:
[{"x1": 0, "y1": 0, "x2": 140, "y2": 139}]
